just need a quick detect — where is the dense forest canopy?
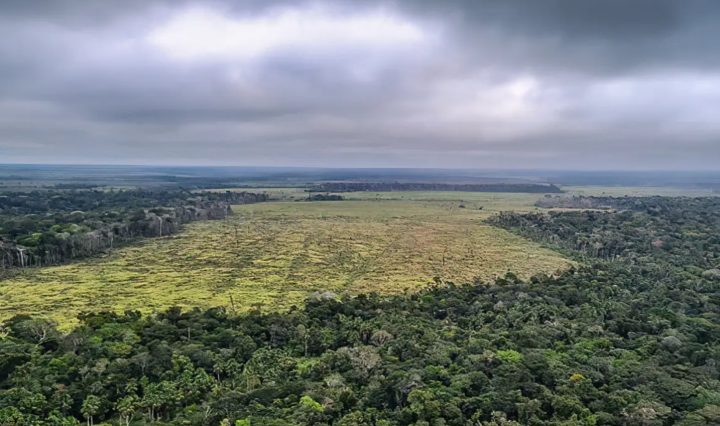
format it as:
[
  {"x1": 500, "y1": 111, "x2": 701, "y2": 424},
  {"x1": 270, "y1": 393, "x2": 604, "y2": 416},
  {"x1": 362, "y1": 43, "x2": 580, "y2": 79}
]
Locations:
[{"x1": 0, "y1": 196, "x2": 719, "y2": 425}]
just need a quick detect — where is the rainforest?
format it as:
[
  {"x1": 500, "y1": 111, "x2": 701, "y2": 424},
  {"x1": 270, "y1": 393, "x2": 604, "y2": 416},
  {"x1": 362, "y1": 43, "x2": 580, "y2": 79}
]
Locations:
[
  {"x1": 2, "y1": 0, "x2": 720, "y2": 424},
  {"x1": 1, "y1": 168, "x2": 719, "y2": 425}
]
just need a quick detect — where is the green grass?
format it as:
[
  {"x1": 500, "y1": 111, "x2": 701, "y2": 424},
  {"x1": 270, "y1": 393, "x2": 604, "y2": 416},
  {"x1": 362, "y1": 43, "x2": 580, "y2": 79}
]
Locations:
[{"x1": 0, "y1": 195, "x2": 573, "y2": 329}]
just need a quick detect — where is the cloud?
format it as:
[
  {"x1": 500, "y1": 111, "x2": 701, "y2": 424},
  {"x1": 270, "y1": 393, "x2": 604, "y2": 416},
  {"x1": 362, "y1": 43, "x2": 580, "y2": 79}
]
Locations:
[
  {"x1": 147, "y1": 6, "x2": 427, "y2": 61},
  {"x1": 0, "y1": 0, "x2": 718, "y2": 170}
]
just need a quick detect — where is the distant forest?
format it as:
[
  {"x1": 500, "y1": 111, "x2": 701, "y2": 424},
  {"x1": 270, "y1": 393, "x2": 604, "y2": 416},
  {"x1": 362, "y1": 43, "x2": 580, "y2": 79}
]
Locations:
[
  {"x1": 1, "y1": 196, "x2": 719, "y2": 424},
  {"x1": 0, "y1": 190, "x2": 267, "y2": 270},
  {"x1": 309, "y1": 182, "x2": 562, "y2": 193}
]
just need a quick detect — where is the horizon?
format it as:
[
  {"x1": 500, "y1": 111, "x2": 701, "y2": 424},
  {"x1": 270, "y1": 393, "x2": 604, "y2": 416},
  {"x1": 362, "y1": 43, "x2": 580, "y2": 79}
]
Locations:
[
  {"x1": 2, "y1": 163, "x2": 720, "y2": 191},
  {"x1": 3, "y1": 163, "x2": 720, "y2": 174}
]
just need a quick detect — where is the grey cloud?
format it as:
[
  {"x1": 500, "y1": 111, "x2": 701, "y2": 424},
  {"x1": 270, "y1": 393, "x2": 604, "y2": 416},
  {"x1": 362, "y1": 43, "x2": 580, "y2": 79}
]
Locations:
[
  {"x1": 399, "y1": 0, "x2": 720, "y2": 75},
  {"x1": 0, "y1": 0, "x2": 718, "y2": 169}
]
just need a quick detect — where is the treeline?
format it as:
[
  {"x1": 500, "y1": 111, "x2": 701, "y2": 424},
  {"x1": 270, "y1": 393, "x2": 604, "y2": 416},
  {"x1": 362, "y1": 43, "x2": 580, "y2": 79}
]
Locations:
[
  {"x1": 0, "y1": 189, "x2": 264, "y2": 215},
  {"x1": 308, "y1": 182, "x2": 562, "y2": 193},
  {"x1": 0, "y1": 190, "x2": 268, "y2": 269},
  {"x1": 1, "y1": 196, "x2": 720, "y2": 424},
  {"x1": 305, "y1": 194, "x2": 344, "y2": 202},
  {"x1": 534, "y1": 194, "x2": 705, "y2": 210},
  {"x1": 492, "y1": 196, "x2": 720, "y2": 265}
]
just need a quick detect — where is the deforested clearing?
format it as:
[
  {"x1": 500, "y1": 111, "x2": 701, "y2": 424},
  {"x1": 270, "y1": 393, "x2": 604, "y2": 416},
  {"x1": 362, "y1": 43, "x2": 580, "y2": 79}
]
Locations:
[{"x1": 0, "y1": 195, "x2": 573, "y2": 328}]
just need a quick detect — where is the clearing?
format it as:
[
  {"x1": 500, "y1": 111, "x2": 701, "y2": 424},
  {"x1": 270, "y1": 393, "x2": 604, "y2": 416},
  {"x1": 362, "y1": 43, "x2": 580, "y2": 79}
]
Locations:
[{"x1": 0, "y1": 192, "x2": 572, "y2": 328}]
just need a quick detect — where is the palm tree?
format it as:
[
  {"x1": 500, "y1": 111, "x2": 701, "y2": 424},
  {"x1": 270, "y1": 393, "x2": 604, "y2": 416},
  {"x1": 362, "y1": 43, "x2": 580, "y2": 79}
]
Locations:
[{"x1": 81, "y1": 395, "x2": 100, "y2": 426}]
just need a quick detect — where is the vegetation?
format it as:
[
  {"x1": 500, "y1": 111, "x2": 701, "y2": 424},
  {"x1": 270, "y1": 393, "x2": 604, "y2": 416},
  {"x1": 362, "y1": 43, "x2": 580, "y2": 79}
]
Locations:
[
  {"x1": 305, "y1": 194, "x2": 344, "y2": 202},
  {"x1": 308, "y1": 182, "x2": 562, "y2": 193},
  {"x1": 226, "y1": 188, "x2": 551, "y2": 206},
  {"x1": 0, "y1": 197, "x2": 571, "y2": 329},
  {"x1": 492, "y1": 196, "x2": 720, "y2": 267},
  {"x1": 0, "y1": 190, "x2": 267, "y2": 269},
  {"x1": 0, "y1": 195, "x2": 719, "y2": 424},
  {"x1": 557, "y1": 186, "x2": 718, "y2": 197}
]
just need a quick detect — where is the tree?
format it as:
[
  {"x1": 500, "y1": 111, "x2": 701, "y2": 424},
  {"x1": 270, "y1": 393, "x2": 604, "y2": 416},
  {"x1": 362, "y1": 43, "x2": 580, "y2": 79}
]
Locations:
[
  {"x1": 115, "y1": 395, "x2": 138, "y2": 426},
  {"x1": 81, "y1": 395, "x2": 101, "y2": 426}
]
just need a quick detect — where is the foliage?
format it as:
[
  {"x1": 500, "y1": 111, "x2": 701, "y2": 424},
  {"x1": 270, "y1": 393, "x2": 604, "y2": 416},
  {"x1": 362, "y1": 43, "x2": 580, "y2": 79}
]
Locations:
[
  {"x1": 0, "y1": 189, "x2": 267, "y2": 269},
  {"x1": 305, "y1": 194, "x2": 344, "y2": 201},
  {"x1": 0, "y1": 195, "x2": 718, "y2": 424},
  {"x1": 309, "y1": 182, "x2": 562, "y2": 193}
]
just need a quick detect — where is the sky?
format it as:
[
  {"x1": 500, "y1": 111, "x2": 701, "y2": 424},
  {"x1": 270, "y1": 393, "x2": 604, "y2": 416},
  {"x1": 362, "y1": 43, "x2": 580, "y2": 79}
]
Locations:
[{"x1": 0, "y1": 0, "x2": 718, "y2": 170}]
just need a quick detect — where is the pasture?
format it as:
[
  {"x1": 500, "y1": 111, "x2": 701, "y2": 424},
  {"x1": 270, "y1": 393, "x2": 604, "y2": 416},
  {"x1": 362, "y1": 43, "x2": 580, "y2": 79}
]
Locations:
[{"x1": 0, "y1": 193, "x2": 573, "y2": 328}]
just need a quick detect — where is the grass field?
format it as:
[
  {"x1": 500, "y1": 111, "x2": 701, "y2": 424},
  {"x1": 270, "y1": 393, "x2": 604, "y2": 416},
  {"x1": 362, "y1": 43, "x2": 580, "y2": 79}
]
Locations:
[
  {"x1": 0, "y1": 193, "x2": 574, "y2": 329},
  {"x1": 227, "y1": 187, "x2": 555, "y2": 205},
  {"x1": 228, "y1": 185, "x2": 719, "y2": 201}
]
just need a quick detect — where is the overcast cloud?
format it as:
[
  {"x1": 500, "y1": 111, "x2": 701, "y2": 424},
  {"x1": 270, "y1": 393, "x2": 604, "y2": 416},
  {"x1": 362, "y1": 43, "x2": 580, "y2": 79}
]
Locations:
[{"x1": 0, "y1": 0, "x2": 718, "y2": 169}]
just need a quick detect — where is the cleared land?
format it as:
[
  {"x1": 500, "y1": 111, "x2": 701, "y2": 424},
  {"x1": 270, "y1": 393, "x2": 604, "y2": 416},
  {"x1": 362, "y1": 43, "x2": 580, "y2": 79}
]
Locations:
[
  {"x1": 231, "y1": 185, "x2": 720, "y2": 201},
  {"x1": 0, "y1": 193, "x2": 573, "y2": 328}
]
